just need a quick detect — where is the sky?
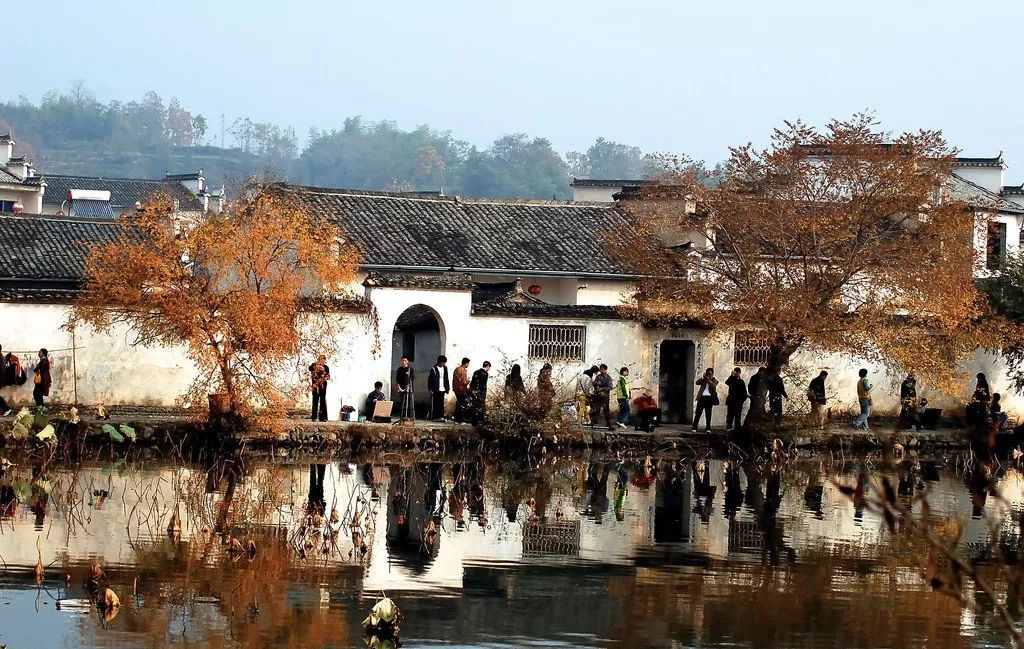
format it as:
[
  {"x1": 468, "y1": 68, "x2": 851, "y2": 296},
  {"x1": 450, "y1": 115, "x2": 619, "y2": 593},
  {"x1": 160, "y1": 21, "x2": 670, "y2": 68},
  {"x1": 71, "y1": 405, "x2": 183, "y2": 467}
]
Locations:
[{"x1": 6, "y1": 0, "x2": 1024, "y2": 175}]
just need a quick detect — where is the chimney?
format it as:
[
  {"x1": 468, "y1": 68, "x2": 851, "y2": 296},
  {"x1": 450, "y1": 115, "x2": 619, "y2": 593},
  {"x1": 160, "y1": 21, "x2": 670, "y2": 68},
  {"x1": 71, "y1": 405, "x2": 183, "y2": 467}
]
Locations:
[{"x1": 0, "y1": 134, "x2": 13, "y2": 165}]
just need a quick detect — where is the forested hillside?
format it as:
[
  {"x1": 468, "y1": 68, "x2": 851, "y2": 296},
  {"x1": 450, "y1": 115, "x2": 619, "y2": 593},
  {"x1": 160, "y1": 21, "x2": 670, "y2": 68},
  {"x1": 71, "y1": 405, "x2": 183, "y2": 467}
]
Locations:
[{"x1": 0, "y1": 85, "x2": 668, "y2": 199}]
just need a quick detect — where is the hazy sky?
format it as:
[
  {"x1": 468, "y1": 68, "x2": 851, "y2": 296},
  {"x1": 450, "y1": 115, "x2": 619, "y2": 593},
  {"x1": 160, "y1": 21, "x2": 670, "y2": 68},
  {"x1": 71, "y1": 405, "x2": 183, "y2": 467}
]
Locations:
[{"x1": 7, "y1": 0, "x2": 1024, "y2": 176}]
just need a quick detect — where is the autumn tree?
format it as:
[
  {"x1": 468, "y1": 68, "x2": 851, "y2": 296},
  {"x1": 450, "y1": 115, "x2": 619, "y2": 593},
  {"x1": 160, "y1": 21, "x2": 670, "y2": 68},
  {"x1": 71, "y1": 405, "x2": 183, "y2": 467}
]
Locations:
[
  {"x1": 71, "y1": 186, "x2": 361, "y2": 425},
  {"x1": 616, "y1": 114, "x2": 1005, "y2": 401}
]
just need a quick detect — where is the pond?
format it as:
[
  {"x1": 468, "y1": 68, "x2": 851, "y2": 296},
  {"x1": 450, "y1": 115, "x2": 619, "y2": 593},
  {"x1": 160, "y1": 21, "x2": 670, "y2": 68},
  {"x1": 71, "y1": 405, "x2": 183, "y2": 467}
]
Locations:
[{"x1": 0, "y1": 448, "x2": 1018, "y2": 648}]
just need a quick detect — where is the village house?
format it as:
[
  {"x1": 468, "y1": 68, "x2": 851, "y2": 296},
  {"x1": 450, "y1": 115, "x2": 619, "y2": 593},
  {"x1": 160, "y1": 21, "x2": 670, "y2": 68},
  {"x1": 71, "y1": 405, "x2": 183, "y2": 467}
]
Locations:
[
  {"x1": 1, "y1": 154, "x2": 1023, "y2": 427},
  {"x1": 0, "y1": 134, "x2": 45, "y2": 214}
]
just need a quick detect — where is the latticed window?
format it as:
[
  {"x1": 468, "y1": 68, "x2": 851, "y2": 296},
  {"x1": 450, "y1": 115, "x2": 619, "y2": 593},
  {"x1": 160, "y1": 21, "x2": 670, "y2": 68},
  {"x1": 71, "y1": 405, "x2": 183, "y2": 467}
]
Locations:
[
  {"x1": 528, "y1": 325, "x2": 586, "y2": 361},
  {"x1": 733, "y1": 330, "x2": 772, "y2": 366}
]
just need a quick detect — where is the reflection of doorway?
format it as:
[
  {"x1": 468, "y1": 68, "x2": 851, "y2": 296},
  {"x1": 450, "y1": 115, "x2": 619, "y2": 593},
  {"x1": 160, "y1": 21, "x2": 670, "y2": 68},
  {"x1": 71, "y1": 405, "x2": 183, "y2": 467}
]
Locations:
[
  {"x1": 659, "y1": 340, "x2": 695, "y2": 424},
  {"x1": 392, "y1": 305, "x2": 445, "y2": 418}
]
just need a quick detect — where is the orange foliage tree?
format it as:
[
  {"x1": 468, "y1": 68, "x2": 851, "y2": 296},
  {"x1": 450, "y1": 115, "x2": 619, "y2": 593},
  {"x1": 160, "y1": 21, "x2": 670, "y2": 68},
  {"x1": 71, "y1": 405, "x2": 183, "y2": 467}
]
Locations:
[
  {"x1": 615, "y1": 114, "x2": 1007, "y2": 398},
  {"x1": 71, "y1": 185, "x2": 361, "y2": 423}
]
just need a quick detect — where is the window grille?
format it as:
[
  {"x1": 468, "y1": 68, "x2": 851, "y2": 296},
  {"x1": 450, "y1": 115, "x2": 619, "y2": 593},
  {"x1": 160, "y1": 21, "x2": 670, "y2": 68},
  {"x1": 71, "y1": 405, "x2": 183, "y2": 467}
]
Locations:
[
  {"x1": 733, "y1": 330, "x2": 773, "y2": 366},
  {"x1": 528, "y1": 325, "x2": 586, "y2": 361}
]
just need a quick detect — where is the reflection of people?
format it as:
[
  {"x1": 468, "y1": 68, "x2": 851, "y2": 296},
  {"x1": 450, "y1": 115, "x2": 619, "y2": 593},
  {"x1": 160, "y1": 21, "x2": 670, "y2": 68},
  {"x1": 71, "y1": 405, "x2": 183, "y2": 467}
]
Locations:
[
  {"x1": 308, "y1": 464, "x2": 327, "y2": 515},
  {"x1": 395, "y1": 357, "x2": 415, "y2": 423},
  {"x1": 308, "y1": 355, "x2": 330, "y2": 422}
]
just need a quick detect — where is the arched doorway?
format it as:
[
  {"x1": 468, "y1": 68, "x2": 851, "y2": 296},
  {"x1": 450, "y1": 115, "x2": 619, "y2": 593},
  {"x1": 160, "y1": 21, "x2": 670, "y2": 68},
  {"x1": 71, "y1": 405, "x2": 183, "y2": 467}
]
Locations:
[{"x1": 391, "y1": 304, "x2": 446, "y2": 418}]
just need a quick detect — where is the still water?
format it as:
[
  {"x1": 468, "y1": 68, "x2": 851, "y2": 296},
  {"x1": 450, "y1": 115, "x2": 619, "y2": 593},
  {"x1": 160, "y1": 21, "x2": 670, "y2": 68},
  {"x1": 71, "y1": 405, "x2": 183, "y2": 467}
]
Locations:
[{"x1": 0, "y1": 450, "x2": 1017, "y2": 648}]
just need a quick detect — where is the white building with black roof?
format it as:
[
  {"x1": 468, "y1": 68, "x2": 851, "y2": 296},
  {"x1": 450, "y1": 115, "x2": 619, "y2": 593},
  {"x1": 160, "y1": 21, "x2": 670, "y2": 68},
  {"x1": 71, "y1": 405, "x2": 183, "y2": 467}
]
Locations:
[{"x1": 1, "y1": 176, "x2": 1022, "y2": 425}]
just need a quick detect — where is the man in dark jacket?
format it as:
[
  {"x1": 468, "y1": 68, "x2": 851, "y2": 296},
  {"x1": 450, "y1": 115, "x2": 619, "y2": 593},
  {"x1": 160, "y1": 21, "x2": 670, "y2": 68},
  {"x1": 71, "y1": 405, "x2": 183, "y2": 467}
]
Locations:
[
  {"x1": 591, "y1": 365, "x2": 615, "y2": 430},
  {"x1": 808, "y1": 371, "x2": 828, "y2": 429},
  {"x1": 767, "y1": 370, "x2": 788, "y2": 424},
  {"x1": 724, "y1": 367, "x2": 748, "y2": 432},
  {"x1": 744, "y1": 367, "x2": 766, "y2": 426},
  {"x1": 469, "y1": 361, "x2": 491, "y2": 425},
  {"x1": 427, "y1": 355, "x2": 450, "y2": 421}
]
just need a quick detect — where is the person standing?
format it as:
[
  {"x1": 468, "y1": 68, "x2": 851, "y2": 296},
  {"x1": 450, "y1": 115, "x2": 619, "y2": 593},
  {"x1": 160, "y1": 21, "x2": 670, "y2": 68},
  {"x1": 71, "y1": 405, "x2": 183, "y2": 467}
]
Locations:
[
  {"x1": 767, "y1": 370, "x2": 788, "y2": 424},
  {"x1": 537, "y1": 363, "x2": 555, "y2": 413},
  {"x1": 745, "y1": 366, "x2": 766, "y2": 425},
  {"x1": 0, "y1": 345, "x2": 11, "y2": 416},
  {"x1": 724, "y1": 367, "x2": 748, "y2": 432},
  {"x1": 898, "y1": 373, "x2": 918, "y2": 430},
  {"x1": 453, "y1": 357, "x2": 471, "y2": 423},
  {"x1": 807, "y1": 371, "x2": 828, "y2": 429},
  {"x1": 308, "y1": 354, "x2": 330, "y2": 422},
  {"x1": 505, "y1": 364, "x2": 526, "y2": 398},
  {"x1": 692, "y1": 368, "x2": 719, "y2": 433},
  {"x1": 852, "y1": 368, "x2": 872, "y2": 430},
  {"x1": 470, "y1": 361, "x2": 491, "y2": 425},
  {"x1": 970, "y1": 372, "x2": 991, "y2": 430},
  {"x1": 615, "y1": 367, "x2": 632, "y2": 428},
  {"x1": 395, "y1": 357, "x2": 415, "y2": 423},
  {"x1": 427, "y1": 355, "x2": 450, "y2": 422},
  {"x1": 575, "y1": 366, "x2": 594, "y2": 425},
  {"x1": 591, "y1": 364, "x2": 615, "y2": 430}
]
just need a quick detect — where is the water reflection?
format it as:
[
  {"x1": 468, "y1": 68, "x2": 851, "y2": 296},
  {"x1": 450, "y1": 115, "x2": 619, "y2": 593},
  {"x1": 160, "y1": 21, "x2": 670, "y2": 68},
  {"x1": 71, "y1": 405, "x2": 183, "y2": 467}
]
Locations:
[{"x1": 0, "y1": 451, "x2": 1016, "y2": 647}]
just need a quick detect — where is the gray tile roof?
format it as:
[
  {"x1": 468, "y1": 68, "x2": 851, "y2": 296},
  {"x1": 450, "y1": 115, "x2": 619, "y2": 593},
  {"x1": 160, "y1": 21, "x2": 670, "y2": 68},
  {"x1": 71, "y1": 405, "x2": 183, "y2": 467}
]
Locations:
[
  {"x1": 950, "y1": 174, "x2": 1024, "y2": 214},
  {"x1": 0, "y1": 214, "x2": 131, "y2": 281},
  {"x1": 469, "y1": 279, "x2": 625, "y2": 319},
  {"x1": 284, "y1": 185, "x2": 636, "y2": 277},
  {"x1": 364, "y1": 272, "x2": 474, "y2": 290},
  {"x1": 41, "y1": 174, "x2": 204, "y2": 211},
  {"x1": 0, "y1": 164, "x2": 33, "y2": 186}
]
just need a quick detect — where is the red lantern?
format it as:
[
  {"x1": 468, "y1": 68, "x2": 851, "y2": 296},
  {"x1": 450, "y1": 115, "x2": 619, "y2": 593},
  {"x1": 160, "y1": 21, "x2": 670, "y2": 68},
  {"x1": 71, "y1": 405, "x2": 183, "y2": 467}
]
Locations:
[{"x1": 527, "y1": 284, "x2": 542, "y2": 295}]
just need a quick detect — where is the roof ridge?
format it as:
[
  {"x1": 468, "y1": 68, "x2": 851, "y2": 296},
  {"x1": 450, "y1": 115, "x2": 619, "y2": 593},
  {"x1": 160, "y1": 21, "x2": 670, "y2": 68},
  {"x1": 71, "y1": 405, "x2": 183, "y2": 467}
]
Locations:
[
  {"x1": 40, "y1": 173, "x2": 181, "y2": 183},
  {"x1": 0, "y1": 213, "x2": 127, "y2": 226},
  {"x1": 283, "y1": 183, "x2": 614, "y2": 208}
]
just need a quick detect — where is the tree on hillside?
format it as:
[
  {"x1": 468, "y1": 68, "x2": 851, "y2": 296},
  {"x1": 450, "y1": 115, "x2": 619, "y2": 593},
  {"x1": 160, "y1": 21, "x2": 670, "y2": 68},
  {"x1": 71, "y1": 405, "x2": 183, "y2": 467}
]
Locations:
[
  {"x1": 614, "y1": 114, "x2": 1007, "y2": 399},
  {"x1": 71, "y1": 186, "x2": 361, "y2": 426},
  {"x1": 459, "y1": 134, "x2": 570, "y2": 199},
  {"x1": 567, "y1": 137, "x2": 652, "y2": 180}
]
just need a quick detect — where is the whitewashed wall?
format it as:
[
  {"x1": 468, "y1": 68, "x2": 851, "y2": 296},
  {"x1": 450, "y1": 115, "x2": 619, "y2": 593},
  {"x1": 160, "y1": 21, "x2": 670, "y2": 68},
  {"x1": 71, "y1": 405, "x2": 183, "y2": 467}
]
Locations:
[{"x1": 0, "y1": 303, "x2": 195, "y2": 407}]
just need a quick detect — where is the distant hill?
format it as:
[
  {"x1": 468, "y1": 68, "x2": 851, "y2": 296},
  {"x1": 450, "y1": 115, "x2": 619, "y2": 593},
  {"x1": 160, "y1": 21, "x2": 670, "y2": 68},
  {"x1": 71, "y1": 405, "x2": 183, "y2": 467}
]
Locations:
[{"x1": 1, "y1": 85, "x2": 690, "y2": 199}]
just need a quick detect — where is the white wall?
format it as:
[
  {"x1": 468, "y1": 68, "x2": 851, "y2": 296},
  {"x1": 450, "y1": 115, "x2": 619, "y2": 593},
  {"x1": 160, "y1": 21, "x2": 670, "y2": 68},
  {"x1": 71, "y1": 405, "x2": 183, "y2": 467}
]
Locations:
[
  {"x1": 571, "y1": 186, "x2": 622, "y2": 202},
  {"x1": 955, "y1": 166, "x2": 1004, "y2": 194},
  {"x1": 576, "y1": 279, "x2": 634, "y2": 306},
  {"x1": 0, "y1": 186, "x2": 43, "y2": 213},
  {"x1": 0, "y1": 303, "x2": 196, "y2": 407}
]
